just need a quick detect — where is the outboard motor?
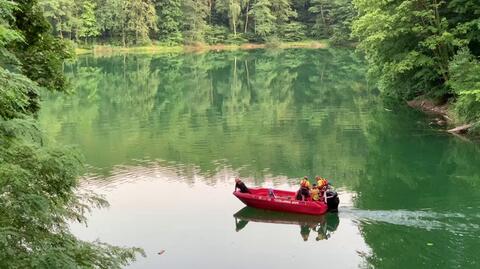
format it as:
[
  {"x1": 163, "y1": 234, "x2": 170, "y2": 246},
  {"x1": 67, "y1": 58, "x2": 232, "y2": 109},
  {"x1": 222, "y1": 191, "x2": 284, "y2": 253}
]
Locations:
[{"x1": 325, "y1": 189, "x2": 340, "y2": 213}]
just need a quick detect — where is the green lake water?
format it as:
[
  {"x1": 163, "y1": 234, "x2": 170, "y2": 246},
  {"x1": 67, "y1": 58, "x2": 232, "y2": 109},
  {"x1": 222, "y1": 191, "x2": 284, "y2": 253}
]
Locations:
[{"x1": 39, "y1": 49, "x2": 480, "y2": 268}]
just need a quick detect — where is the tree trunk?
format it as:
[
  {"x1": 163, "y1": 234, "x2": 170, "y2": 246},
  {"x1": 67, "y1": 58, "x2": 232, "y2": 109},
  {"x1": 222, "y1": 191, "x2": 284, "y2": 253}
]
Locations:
[
  {"x1": 448, "y1": 124, "x2": 474, "y2": 134},
  {"x1": 208, "y1": 0, "x2": 214, "y2": 24},
  {"x1": 74, "y1": 28, "x2": 79, "y2": 43},
  {"x1": 320, "y1": 4, "x2": 327, "y2": 29},
  {"x1": 58, "y1": 18, "x2": 63, "y2": 39},
  {"x1": 244, "y1": 4, "x2": 249, "y2": 33},
  {"x1": 233, "y1": 20, "x2": 237, "y2": 37}
]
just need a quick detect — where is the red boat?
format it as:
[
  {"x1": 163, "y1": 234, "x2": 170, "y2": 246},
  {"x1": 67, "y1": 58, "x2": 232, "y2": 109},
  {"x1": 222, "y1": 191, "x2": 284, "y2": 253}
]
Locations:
[{"x1": 233, "y1": 188, "x2": 338, "y2": 215}]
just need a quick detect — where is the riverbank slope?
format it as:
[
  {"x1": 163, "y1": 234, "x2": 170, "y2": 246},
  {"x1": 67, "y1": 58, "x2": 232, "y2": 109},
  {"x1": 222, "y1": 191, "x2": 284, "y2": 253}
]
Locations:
[{"x1": 407, "y1": 97, "x2": 479, "y2": 136}]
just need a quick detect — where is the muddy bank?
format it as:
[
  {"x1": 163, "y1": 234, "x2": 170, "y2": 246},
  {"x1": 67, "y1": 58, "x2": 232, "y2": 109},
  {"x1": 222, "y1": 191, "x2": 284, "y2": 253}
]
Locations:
[{"x1": 407, "y1": 98, "x2": 476, "y2": 135}]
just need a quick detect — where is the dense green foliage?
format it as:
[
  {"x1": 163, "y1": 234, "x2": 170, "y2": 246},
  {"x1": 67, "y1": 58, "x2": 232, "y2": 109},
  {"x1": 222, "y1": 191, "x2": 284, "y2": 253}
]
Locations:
[
  {"x1": 352, "y1": 0, "x2": 480, "y2": 124},
  {"x1": 1, "y1": 0, "x2": 141, "y2": 267},
  {"x1": 78, "y1": 0, "x2": 100, "y2": 43},
  {"x1": 155, "y1": 0, "x2": 182, "y2": 43},
  {"x1": 38, "y1": 0, "x2": 355, "y2": 44},
  {"x1": 35, "y1": 0, "x2": 480, "y2": 123}
]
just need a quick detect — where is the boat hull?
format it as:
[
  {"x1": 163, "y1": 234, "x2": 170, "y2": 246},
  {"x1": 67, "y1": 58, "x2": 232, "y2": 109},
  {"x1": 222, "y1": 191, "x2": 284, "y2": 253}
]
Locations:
[{"x1": 233, "y1": 188, "x2": 328, "y2": 215}]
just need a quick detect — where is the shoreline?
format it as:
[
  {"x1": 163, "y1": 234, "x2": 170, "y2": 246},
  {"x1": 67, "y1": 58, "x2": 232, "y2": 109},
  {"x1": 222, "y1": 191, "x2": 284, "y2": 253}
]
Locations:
[
  {"x1": 75, "y1": 41, "x2": 329, "y2": 56},
  {"x1": 407, "y1": 98, "x2": 478, "y2": 136}
]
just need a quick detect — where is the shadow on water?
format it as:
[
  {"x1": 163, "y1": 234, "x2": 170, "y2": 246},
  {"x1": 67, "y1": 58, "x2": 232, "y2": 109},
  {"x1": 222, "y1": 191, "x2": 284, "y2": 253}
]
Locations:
[{"x1": 233, "y1": 207, "x2": 340, "y2": 242}]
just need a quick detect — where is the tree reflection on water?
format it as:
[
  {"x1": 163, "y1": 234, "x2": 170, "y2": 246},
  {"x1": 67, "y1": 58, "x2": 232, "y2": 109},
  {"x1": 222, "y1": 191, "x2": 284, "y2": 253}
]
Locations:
[{"x1": 40, "y1": 49, "x2": 480, "y2": 268}]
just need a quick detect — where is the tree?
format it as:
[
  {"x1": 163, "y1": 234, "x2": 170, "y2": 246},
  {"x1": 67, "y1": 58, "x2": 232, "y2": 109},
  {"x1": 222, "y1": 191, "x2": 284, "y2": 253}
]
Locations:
[
  {"x1": 328, "y1": 0, "x2": 355, "y2": 45},
  {"x1": 448, "y1": 48, "x2": 480, "y2": 122},
  {"x1": 96, "y1": 0, "x2": 128, "y2": 45},
  {"x1": 243, "y1": 0, "x2": 251, "y2": 33},
  {"x1": 78, "y1": 0, "x2": 100, "y2": 43},
  {"x1": 249, "y1": 0, "x2": 275, "y2": 40},
  {"x1": 249, "y1": 0, "x2": 296, "y2": 40},
  {"x1": 308, "y1": 0, "x2": 355, "y2": 43},
  {"x1": 308, "y1": 0, "x2": 333, "y2": 38},
  {"x1": 271, "y1": 0, "x2": 297, "y2": 27},
  {"x1": 156, "y1": 0, "x2": 183, "y2": 43},
  {"x1": 216, "y1": 0, "x2": 245, "y2": 37},
  {"x1": 352, "y1": 0, "x2": 480, "y2": 125},
  {"x1": 1, "y1": 0, "x2": 143, "y2": 267},
  {"x1": 352, "y1": 0, "x2": 461, "y2": 99},
  {"x1": 182, "y1": 0, "x2": 209, "y2": 43},
  {"x1": 125, "y1": 0, "x2": 157, "y2": 44},
  {"x1": 39, "y1": 0, "x2": 71, "y2": 38},
  {"x1": 11, "y1": 0, "x2": 74, "y2": 92},
  {"x1": 95, "y1": 0, "x2": 157, "y2": 45}
]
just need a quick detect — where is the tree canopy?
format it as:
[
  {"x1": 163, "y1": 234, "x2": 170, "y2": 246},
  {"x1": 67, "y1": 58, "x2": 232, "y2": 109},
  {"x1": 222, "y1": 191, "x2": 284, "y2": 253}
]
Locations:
[
  {"x1": 38, "y1": 0, "x2": 356, "y2": 44},
  {"x1": 352, "y1": 0, "x2": 480, "y2": 124},
  {"x1": 0, "y1": 0, "x2": 142, "y2": 267}
]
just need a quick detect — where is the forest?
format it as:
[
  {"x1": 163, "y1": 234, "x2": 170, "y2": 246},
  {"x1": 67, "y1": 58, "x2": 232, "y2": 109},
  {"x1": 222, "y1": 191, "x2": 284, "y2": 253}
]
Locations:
[
  {"x1": 38, "y1": 0, "x2": 355, "y2": 45},
  {"x1": 38, "y1": 0, "x2": 480, "y2": 125}
]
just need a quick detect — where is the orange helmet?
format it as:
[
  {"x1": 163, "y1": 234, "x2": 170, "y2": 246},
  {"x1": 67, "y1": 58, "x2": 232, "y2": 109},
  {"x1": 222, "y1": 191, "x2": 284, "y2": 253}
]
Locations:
[
  {"x1": 300, "y1": 178, "x2": 310, "y2": 188},
  {"x1": 317, "y1": 177, "x2": 328, "y2": 188}
]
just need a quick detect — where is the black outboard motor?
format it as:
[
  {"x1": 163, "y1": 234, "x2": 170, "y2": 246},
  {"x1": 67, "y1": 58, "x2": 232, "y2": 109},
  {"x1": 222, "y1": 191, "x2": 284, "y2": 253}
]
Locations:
[{"x1": 325, "y1": 189, "x2": 340, "y2": 213}]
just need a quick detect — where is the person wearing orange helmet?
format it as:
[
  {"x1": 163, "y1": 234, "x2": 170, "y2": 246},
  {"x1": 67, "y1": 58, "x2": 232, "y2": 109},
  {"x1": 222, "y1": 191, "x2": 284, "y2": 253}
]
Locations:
[
  {"x1": 316, "y1": 176, "x2": 329, "y2": 190},
  {"x1": 296, "y1": 176, "x2": 311, "y2": 201}
]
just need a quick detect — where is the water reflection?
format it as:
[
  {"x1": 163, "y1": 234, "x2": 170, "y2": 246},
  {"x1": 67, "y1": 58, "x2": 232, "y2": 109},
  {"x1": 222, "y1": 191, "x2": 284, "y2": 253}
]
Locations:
[
  {"x1": 39, "y1": 49, "x2": 480, "y2": 268},
  {"x1": 40, "y1": 48, "x2": 372, "y2": 182},
  {"x1": 234, "y1": 207, "x2": 339, "y2": 242},
  {"x1": 72, "y1": 163, "x2": 370, "y2": 269}
]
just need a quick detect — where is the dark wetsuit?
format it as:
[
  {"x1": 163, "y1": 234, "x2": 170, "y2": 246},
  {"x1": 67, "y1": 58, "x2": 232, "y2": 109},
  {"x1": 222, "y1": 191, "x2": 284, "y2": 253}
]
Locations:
[
  {"x1": 296, "y1": 187, "x2": 310, "y2": 200},
  {"x1": 235, "y1": 182, "x2": 250, "y2": 193}
]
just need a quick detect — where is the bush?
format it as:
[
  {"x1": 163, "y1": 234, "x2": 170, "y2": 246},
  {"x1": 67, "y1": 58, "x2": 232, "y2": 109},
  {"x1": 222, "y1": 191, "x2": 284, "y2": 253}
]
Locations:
[
  {"x1": 204, "y1": 25, "x2": 230, "y2": 44},
  {"x1": 265, "y1": 36, "x2": 281, "y2": 48},
  {"x1": 448, "y1": 48, "x2": 480, "y2": 122},
  {"x1": 278, "y1": 22, "x2": 306, "y2": 42},
  {"x1": 244, "y1": 32, "x2": 263, "y2": 43},
  {"x1": 224, "y1": 33, "x2": 248, "y2": 44}
]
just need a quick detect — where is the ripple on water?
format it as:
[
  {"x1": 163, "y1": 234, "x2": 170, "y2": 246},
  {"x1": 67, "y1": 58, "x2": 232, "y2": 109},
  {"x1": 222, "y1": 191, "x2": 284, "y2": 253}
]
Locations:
[{"x1": 340, "y1": 207, "x2": 480, "y2": 237}]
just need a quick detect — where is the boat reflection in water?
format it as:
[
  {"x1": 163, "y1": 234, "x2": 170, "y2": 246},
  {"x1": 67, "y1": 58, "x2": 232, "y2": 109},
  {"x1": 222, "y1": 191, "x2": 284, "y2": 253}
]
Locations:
[{"x1": 234, "y1": 207, "x2": 339, "y2": 241}]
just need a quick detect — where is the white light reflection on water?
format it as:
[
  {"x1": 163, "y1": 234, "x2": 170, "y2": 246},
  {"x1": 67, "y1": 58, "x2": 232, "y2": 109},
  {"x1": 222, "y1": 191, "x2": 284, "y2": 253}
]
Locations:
[{"x1": 72, "y1": 162, "x2": 372, "y2": 269}]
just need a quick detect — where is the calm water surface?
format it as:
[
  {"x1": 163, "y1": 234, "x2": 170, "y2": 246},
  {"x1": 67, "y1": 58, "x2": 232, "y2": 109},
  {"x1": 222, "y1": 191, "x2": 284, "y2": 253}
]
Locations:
[{"x1": 39, "y1": 49, "x2": 480, "y2": 268}]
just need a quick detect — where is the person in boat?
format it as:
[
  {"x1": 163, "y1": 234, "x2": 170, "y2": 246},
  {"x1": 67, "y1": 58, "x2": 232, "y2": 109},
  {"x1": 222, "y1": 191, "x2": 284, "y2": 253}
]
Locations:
[
  {"x1": 310, "y1": 184, "x2": 320, "y2": 201},
  {"x1": 316, "y1": 176, "x2": 329, "y2": 198},
  {"x1": 234, "y1": 178, "x2": 251, "y2": 193},
  {"x1": 296, "y1": 176, "x2": 311, "y2": 201},
  {"x1": 316, "y1": 176, "x2": 329, "y2": 190}
]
